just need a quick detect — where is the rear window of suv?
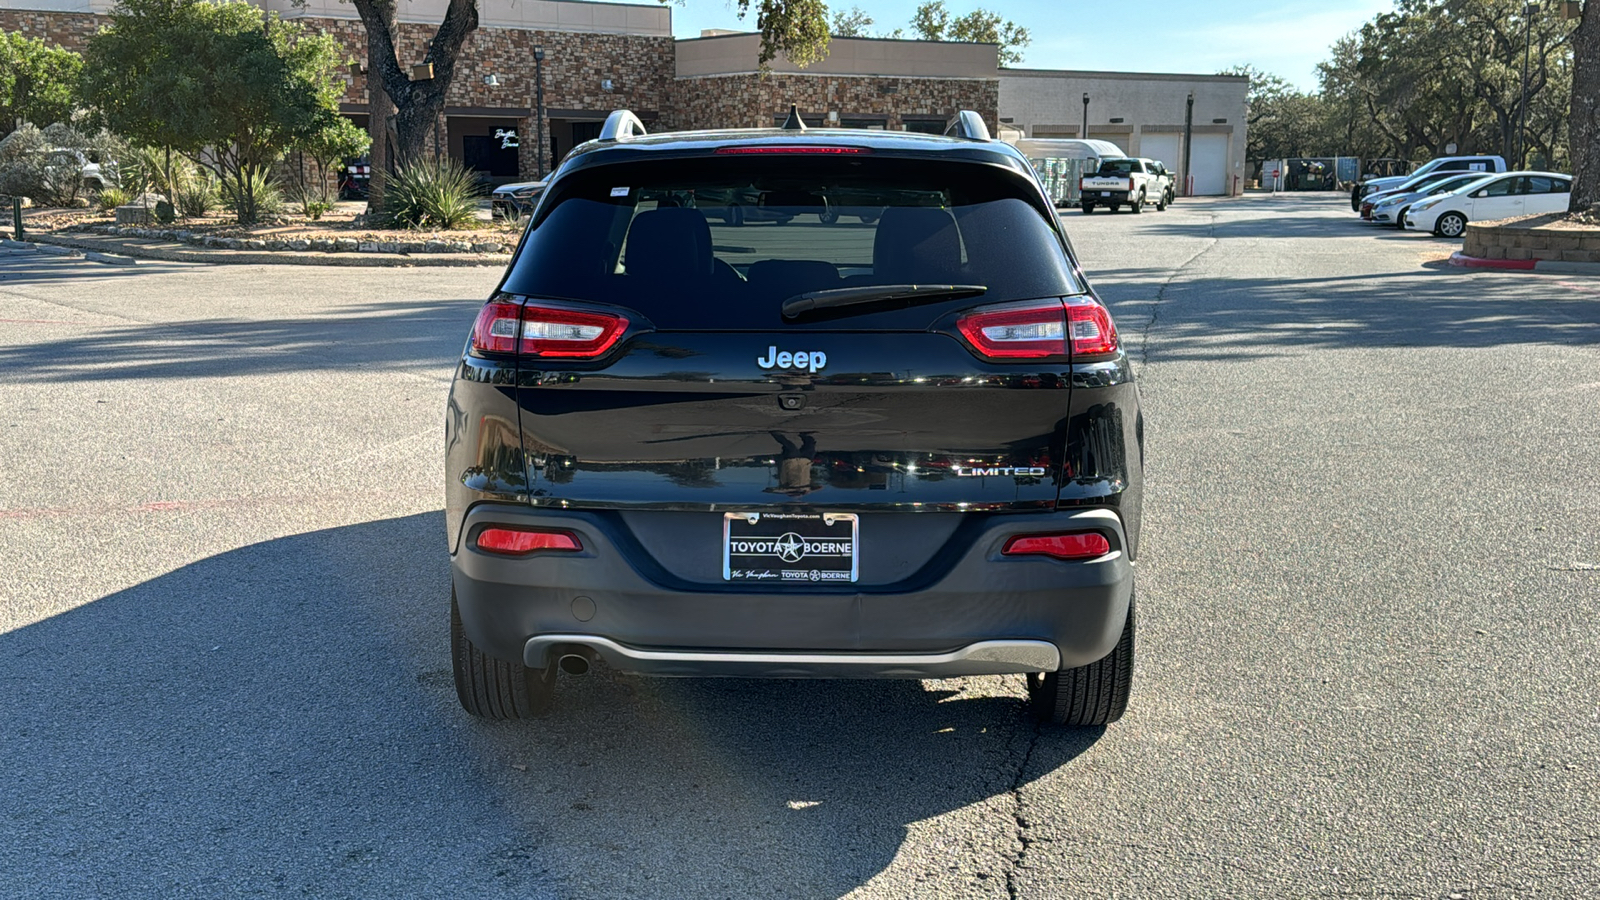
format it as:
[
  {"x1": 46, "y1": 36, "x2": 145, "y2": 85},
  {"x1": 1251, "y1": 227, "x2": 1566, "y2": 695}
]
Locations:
[{"x1": 500, "y1": 155, "x2": 1083, "y2": 330}]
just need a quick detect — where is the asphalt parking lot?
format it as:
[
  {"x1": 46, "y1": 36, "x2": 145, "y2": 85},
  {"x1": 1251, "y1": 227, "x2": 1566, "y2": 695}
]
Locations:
[{"x1": 2, "y1": 192, "x2": 1597, "y2": 898}]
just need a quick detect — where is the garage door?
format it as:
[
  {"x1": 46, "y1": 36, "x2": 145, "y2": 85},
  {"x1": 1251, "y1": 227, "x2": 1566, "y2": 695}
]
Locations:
[
  {"x1": 1140, "y1": 133, "x2": 1180, "y2": 171},
  {"x1": 1190, "y1": 133, "x2": 1229, "y2": 195}
]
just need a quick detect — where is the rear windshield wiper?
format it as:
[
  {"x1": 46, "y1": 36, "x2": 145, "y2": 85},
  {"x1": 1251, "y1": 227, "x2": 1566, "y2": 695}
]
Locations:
[{"x1": 781, "y1": 284, "x2": 987, "y2": 322}]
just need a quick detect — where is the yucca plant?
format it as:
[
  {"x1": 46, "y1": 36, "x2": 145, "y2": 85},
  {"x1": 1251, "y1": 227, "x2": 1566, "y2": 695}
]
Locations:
[
  {"x1": 375, "y1": 156, "x2": 481, "y2": 230},
  {"x1": 97, "y1": 187, "x2": 131, "y2": 212},
  {"x1": 174, "y1": 174, "x2": 221, "y2": 219}
]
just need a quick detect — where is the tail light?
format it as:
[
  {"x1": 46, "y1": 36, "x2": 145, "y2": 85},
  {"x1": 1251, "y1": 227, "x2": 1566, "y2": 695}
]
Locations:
[
  {"x1": 1065, "y1": 296, "x2": 1119, "y2": 358},
  {"x1": 469, "y1": 299, "x2": 629, "y2": 359},
  {"x1": 470, "y1": 300, "x2": 523, "y2": 354},
  {"x1": 520, "y1": 305, "x2": 628, "y2": 358},
  {"x1": 1002, "y1": 532, "x2": 1111, "y2": 560},
  {"x1": 476, "y1": 527, "x2": 583, "y2": 555},
  {"x1": 956, "y1": 297, "x2": 1119, "y2": 361},
  {"x1": 957, "y1": 300, "x2": 1067, "y2": 359}
]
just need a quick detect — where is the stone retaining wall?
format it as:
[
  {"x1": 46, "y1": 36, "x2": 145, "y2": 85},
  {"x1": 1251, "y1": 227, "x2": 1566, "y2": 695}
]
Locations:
[{"x1": 1464, "y1": 220, "x2": 1600, "y2": 263}]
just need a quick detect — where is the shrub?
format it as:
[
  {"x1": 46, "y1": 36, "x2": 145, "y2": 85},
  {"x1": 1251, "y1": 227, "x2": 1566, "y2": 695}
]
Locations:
[
  {"x1": 174, "y1": 175, "x2": 220, "y2": 218},
  {"x1": 302, "y1": 198, "x2": 333, "y2": 221},
  {"x1": 376, "y1": 156, "x2": 481, "y2": 230},
  {"x1": 221, "y1": 167, "x2": 283, "y2": 223},
  {"x1": 97, "y1": 187, "x2": 131, "y2": 211},
  {"x1": 0, "y1": 124, "x2": 126, "y2": 208}
]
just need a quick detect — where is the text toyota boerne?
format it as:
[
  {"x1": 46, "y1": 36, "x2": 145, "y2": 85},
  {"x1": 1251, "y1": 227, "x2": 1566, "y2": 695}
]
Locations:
[{"x1": 445, "y1": 108, "x2": 1145, "y2": 725}]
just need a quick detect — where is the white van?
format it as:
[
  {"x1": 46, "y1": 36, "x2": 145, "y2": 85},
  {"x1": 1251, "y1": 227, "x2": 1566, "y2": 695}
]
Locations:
[{"x1": 1007, "y1": 138, "x2": 1127, "y2": 206}]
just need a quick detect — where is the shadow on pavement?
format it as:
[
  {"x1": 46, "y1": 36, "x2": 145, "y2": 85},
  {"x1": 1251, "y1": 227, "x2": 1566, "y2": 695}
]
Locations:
[
  {"x1": 0, "y1": 248, "x2": 200, "y2": 286},
  {"x1": 0, "y1": 512, "x2": 1102, "y2": 898},
  {"x1": 0, "y1": 297, "x2": 483, "y2": 383}
]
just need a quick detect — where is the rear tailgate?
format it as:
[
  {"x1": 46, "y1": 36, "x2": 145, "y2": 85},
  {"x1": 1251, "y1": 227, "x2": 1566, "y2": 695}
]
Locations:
[{"x1": 517, "y1": 330, "x2": 1065, "y2": 511}]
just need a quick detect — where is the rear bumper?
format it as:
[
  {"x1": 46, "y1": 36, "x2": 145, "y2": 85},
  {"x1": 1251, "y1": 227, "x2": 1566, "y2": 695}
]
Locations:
[
  {"x1": 451, "y1": 503, "x2": 1134, "y2": 677},
  {"x1": 1082, "y1": 190, "x2": 1130, "y2": 203}
]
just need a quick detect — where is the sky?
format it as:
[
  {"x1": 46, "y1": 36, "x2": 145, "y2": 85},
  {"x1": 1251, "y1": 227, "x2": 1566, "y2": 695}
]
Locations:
[{"x1": 659, "y1": 0, "x2": 1397, "y2": 91}]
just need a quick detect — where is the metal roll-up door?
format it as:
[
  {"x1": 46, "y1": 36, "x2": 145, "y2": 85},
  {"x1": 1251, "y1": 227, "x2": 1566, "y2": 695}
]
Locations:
[{"x1": 1190, "y1": 134, "x2": 1229, "y2": 195}]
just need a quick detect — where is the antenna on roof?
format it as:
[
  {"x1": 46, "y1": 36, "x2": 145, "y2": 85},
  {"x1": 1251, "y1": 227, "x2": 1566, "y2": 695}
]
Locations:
[{"x1": 780, "y1": 105, "x2": 807, "y2": 131}]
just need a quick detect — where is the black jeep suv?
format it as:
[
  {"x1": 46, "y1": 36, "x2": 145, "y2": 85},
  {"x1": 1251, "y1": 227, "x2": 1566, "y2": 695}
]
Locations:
[{"x1": 445, "y1": 110, "x2": 1144, "y2": 725}]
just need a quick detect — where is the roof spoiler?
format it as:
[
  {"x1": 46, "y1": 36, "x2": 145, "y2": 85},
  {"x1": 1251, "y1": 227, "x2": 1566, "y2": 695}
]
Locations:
[
  {"x1": 599, "y1": 109, "x2": 648, "y2": 143},
  {"x1": 943, "y1": 110, "x2": 991, "y2": 142}
]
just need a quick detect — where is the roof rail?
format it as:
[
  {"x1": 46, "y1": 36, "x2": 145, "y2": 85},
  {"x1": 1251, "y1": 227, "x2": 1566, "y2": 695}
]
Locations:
[
  {"x1": 943, "y1": 110, "x2": 991, "y2": 142},
  {"x1": 599, "y1": 109, "x2": 648, "y2": 142}
]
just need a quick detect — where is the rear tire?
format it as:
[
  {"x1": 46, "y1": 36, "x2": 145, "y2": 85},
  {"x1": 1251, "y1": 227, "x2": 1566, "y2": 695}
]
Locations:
[
  {"x1": 819, "y1": 204, "x2": 839, "y2": 225},
  {"x1": 1155, "y1": 192, "x2": 1167, "y2": 211},
  {"x1": 452, "y1": 588, "x2": 554, "y2": 719},
  {"x1": 1027, "y1": 592, "x2": 1135, "y2": 726},
  {"x1": 1395, "y1": 207, "x2": 1409, "y2": 229},
  {"x1": 1130, "y1": 191, "x2": 1144, "y2": 214}
]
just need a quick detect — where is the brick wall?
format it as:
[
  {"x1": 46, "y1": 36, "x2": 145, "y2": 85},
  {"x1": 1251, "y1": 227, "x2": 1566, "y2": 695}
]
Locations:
[
  {"x1": 0, "y1": 9, "x2": 101, "y2": 51},
  {"x1": 1464, "y1": 221, "x2": 1600, "y2": 263},
  {"x1": 671, "y1": 74, "x2": 1000, "y2": 134}
]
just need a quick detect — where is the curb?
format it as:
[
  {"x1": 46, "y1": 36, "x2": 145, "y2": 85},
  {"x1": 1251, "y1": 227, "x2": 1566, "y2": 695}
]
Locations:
[
  {"x1": 25, "y1": 232, "x2": 511, "y2": 268},
  {"x1": 1449, "y1": 251, "x2": 1600, "y2": 275}
]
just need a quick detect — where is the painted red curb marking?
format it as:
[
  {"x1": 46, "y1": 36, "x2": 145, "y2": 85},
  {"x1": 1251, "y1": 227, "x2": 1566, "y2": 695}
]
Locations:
[{"x1": 1448, "y1": 252, "x2": 1537, "y2": 271}]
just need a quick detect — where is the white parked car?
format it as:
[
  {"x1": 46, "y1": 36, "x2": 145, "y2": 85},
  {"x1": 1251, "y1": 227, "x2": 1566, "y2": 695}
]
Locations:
[
  {"x1": 1405, "y1": 171, "x2": 1572, "y2": 237},
  {"x1": 1366, "y1": 172, "x2": 1495, "y2": 228}
]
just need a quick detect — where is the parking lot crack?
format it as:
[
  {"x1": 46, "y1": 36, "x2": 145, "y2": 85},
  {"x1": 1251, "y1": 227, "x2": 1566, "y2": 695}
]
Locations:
[
  {"x1": 1136, "y1": 212, "x2": 1219, "y2": 367},
  {"x1": 1001, "y1": 708, "x2": 1045, "y2": 899}
]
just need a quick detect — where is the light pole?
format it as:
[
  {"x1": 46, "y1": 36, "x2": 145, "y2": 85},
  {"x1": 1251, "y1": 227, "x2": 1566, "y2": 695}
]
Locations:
[
  {"x1": 1081, "y1": 93, "x2": 1089, "y2": 140},
  {"x1": 533, "y1": 46, "x2": 546, "y2": 179},
  {"x1": 1182, "y1": 91, "x2": 1194, "y2": 197}
]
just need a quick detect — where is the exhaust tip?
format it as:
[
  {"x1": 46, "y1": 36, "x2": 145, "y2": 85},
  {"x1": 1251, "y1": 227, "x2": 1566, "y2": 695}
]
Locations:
[{"x1": 558, "y1": 653, "x2": 590, "y2": 676}]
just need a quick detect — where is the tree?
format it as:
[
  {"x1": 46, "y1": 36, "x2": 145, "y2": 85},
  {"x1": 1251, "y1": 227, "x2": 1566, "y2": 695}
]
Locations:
[
  {"x1": 0, "y1": 30, "x2": 83, "y2": 136},
  {"x1": 350, "y1": 0, "x2": 830, "y2": 170},
  {"x1": 1570, "y1": 0, "x2": 1598, "y2": 213},
  {"x1": 830, "y1": 6, "x2": 875, "y2": 37},
  {"x1": 82, "y1": 0, "x2": 365, "y2": 224},
  {"x1": 907, "y1": 0, "x2": 1030, "y2": 65},
  {"x1": 1218, "y1": 65, "x2": 1336, "y2": 160},
  {"x1": 1314, "y1": 0, "x2": 1576, "y2": 165}
]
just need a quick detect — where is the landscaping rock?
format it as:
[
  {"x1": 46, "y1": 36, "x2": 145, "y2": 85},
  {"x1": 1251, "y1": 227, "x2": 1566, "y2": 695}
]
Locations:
[
  {"x1": 473, "y1": 242, "x2": 503, "y2": 253},
  {"x1": 114, "y1": 206, "x2": 149, "y2": 225},
  {"x1": 288, "y1": 240, "x2": 311, "y2": 251},
  {"x1": 358, "y1": 242, "x2": 379, "y2": 253},
  {"x1": 334, "y1": 238, "x2": 359, "y2": 252},
  {"x1": 423, "y1": 240, "x2": 450, "y2": 253},
  {"x1": 378, "y1": 242, "x2": 399, "y2": 253}
]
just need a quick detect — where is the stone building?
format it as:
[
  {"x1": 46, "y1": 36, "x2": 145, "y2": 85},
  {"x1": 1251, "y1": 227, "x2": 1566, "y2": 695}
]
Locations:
[{"x1": 1, "y1": 0, "x2": 1002, "y2": 184}]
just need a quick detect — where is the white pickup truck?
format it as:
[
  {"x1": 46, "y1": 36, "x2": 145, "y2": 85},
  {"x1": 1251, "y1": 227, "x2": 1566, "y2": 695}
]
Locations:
[{"x1": 1079, "y1": 157, "x2": 1174, "y2": 214}]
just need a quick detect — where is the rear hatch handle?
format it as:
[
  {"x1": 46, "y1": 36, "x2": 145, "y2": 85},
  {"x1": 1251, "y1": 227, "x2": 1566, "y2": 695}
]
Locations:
[{"x1": 781, "y1": 284, "x2": 988, "y2": 322}]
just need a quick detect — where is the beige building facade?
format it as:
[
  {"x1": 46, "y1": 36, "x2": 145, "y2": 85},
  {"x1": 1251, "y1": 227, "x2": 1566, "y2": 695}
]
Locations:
[{"x1": 1000, "y1": 69, "x2": 1249, "y2": 196}]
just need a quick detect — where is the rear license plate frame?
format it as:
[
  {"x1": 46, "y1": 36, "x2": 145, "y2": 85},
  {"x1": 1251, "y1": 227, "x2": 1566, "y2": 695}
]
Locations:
[{"x1": 723, "y1": 512, "x2": 859, "y2": 584}]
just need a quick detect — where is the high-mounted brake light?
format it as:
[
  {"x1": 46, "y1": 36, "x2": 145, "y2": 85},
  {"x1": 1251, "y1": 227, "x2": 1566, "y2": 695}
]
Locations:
[
  {"x1": 476, "y1": 527, "x2": 583, "y2": 555},
  {"x1": 713, "y1": 146, "x2": 870, "y2": 155},
  {"x1": 1002, "y1": 532, "x2": 1111, "y2": 560},
  {"x1": 956, "y1": 300, "x2": 1066, "y2": 359},
  {"x1": 470, "y1": 300, "x2": 523, "y2": 354},
  {"x1": 1065, "y1": 296, "x2": 1119, "y2": 359},
  {"x1": 519, "y1": 305, "x2": 629, "y2": 358}
]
